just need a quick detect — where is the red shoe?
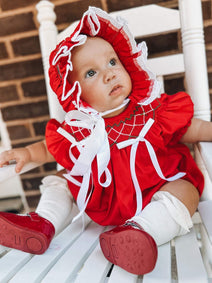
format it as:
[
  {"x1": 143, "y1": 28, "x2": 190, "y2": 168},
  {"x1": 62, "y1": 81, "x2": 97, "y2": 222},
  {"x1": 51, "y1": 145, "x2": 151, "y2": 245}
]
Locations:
[
  {"x1": 99, "y1": 221, "x2": 157, "y2": 275},
  {"x1": 0, "y1": 212, "x2": 55, "y2": 254}
]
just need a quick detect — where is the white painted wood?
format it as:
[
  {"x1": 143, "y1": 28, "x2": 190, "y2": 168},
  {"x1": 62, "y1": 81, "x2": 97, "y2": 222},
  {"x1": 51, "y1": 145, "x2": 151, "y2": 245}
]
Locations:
[
  {"x1": 74, "y1": 243, "x2": 112, "y2": 283},
  {"x1": 143, "y1": 242, "x2": 171, "y2": 283},
  {"x1": 36, "y1": 0, "x2": 65, "y2": 122},
  {"x1": 199, "y1": 200, "x2": 212, "y2": 244},
  {"x1": 41, "y1": 222, "x2": 105, "y2": 283},
  {"x1": 0, "y1": 245, "x2": 8, "y2": 256},
  {"x1": 147, "y1": 54, "x2": 184, "y2": 76},
  {"x1": 174, "y1": 228, "x2": 208, "y2": 283},
  {"x1": 0, "y1": 111, "x2": 28, "y2": 208},
  {"x1": 107, "y1": 265, "x2": 137, "y2": 283},
  {"x1": 110, "y1": 5, "x2": 180, "y2": 37},
  {"x1": 0, "y1": 111, "x2": 11, "y2": 150},
  {"x1": 58, "y1": 5, "x2": 180, "y2": 42},
  {"x1": 194, "y1": 143, "x2": 212, "y2": 201},
  {"x1": 0, "y1": 250, "x2": 32, "y2": 283},
  {"x1": 8, "y1": 216, "x2": 91, "y2": 283},
  {"x1": 179, "y1": 0, "x2": 211, "y2": 120},
  {"x1": 0, "y1": 162, "x2": 42, "y2": 183},
  {"x1": 198, "y1": 142, "x2": 212, "y2": 181}
]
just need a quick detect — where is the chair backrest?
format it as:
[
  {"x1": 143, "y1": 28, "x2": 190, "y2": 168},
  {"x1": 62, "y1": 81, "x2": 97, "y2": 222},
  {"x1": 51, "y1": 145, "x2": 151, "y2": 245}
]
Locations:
[{"x1": 36, "y1": 0, "x2": 211, "y2": 122}]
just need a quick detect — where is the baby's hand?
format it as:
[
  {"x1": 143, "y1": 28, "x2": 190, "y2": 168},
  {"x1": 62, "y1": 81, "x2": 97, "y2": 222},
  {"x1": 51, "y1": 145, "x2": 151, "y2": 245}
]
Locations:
[{"x1": 0, "y1": 148, "x2": 31, "y2": 173}]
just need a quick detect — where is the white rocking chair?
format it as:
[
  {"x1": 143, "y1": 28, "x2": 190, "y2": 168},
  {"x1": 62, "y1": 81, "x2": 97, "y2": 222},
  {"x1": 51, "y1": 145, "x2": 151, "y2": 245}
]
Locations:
[{"x1": 0, "y1": 1, "x2": 212, "y2": 282}]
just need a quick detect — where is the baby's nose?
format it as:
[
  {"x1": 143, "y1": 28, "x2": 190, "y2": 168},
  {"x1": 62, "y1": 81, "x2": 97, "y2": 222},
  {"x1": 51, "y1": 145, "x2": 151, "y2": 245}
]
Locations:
[{"x1": 104, "y1": 69, "x2": 116, "y2": 83}]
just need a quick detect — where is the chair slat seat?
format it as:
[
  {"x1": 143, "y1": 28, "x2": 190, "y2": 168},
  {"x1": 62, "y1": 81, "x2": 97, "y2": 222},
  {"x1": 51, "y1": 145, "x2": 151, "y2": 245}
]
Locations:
[
  {"x1": 107, "y1": 265, "x2": 138, "y2": 283},
  {"x1": 74, "y1": 243, "x2": 112, "y2": 283},
  {"x1": 143, "y1": 242, "x2": 171, "y2": 283},
  {"x1": 198, "y1": 142, "x2": 212, "y2": 181},
  {"x1": 8, "y1": 210, "x2": 90, "y2": 283},
  {"x1": 41, "y1": 221, "x2": 105, "y2": 283},
  {"x1": 174, "y1": 228, "x2": 208, "y2": 283},
  {"x1": 0, "y1": 250, "x2": 32, "y2": 283},
  {"x1": 199, "y1": 200, "x2": 212, "y2": 244},
  {"x1": 0, "y1": 217, "x2": 212, "y2": 282}
]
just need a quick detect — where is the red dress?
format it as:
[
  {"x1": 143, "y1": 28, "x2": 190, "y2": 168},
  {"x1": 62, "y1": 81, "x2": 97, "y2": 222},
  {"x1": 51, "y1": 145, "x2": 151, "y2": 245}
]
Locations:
[{"x1": 46, "y1": 92, "x2": 204, "y2": 226}]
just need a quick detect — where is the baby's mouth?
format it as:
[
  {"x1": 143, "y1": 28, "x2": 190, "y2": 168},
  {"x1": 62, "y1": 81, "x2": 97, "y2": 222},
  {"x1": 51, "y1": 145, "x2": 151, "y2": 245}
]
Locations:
[{"x1": 110, "y1": 85, "x2": 122, "y2": 96}]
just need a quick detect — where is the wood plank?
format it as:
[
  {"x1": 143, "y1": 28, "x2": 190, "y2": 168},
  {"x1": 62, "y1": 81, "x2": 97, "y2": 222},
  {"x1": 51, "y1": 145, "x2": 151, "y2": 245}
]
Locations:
[
  {"x1": 58, "y1": 5, "x2": 180, "y2": 42},
  {"x1": 41, "y1": 222, "x2": 105, "y2": 283},
  {"x1": 198, "y1": 142, "x2": 212, "y2": 181},
  {"x1": 8, "y1": 217, "x2": 91, "y2": 283},
  {"x1": 107, "y1": 265, "x2": 137, "y2": 283},
  {"x1": 143, "y1": 242, "x2": 171, "y2": 283},
  {"x1": 110, "y1": 5, "x2": 180, "y2": 37},
  {"x1": 147, "y1": 54, "x2": 184, "y2": 76},
  {"x1": 174, "y1": 228, "x2": 208, "y2": 283},
  {"x1": 198, "y1": 200, "x2": 212, "y2": 243},
  {"x1": 0, "y1": 250, "x2": 32, "y2": 283},
  {"x1": 75, "y1": 243, "x2": 112, "y2": 283},
  {"x1": 0, "y1": 245, "x2": 8, "y2": 256}
]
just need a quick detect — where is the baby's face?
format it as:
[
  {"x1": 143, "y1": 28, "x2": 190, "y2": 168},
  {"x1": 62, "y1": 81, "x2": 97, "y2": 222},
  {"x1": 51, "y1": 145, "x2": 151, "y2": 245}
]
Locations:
[{"x1": 70, "y1": 37, "x2": 132, "y2": 117}]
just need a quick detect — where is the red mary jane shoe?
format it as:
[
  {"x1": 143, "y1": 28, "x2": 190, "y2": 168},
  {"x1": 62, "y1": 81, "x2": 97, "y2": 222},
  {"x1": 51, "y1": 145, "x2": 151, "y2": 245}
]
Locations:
[
  {"x1": 0, "y1": 212, "x2": 55, "y2": 254},
  {"x1": 99, "y1": 221, "x2": 158, "y2": 275}
]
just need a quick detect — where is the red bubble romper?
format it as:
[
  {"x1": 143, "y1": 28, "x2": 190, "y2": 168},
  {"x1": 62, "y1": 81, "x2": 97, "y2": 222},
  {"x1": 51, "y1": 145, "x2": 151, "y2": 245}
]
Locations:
[{"x1": 46, "y1": 7, "x2": 204, "y2": 226}]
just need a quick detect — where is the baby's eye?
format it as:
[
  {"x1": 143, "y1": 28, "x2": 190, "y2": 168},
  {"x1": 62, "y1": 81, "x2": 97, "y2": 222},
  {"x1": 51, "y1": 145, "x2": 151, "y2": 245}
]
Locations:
[
  {"x1": 109, "y1": 58, "x2": 116, "y2": 66},
  {"x1": 85, "y1": 69, "x2": 96, "y2": 78}
]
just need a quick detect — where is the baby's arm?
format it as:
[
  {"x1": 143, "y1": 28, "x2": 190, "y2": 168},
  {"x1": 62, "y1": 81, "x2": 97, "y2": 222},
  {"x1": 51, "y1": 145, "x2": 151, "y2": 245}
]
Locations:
[
  {"x1": 0, "y1": 140, "x2": 55, "y2": 173},
  {"x1": 180, "y1": 118, "x2": 212, "y2": 143}
]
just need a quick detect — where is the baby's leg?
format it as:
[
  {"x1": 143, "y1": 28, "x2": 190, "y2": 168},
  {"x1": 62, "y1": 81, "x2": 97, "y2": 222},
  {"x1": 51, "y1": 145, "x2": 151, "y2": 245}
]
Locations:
[
  {"x1": 0, "y1": 171, "x2": 74, "y2": 254},
  {"x1": 131, "y1": 179, "x2": 199, "y2": 245},
  {"x1": 160, "y1": 179, "x2": 199, "y2": 216},
  {"x1": 99, "y1": 179, "x2": 199, "y2": 274},
  {"x1": 36, "y1": 171, "x2": 74, "y2": 235}
]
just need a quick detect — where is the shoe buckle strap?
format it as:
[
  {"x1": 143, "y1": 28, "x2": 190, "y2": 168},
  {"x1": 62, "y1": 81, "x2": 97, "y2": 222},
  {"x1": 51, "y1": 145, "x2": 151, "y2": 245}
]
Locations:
[{"x1": 28, "y1": 212, "x2": 40, "y2": 222}]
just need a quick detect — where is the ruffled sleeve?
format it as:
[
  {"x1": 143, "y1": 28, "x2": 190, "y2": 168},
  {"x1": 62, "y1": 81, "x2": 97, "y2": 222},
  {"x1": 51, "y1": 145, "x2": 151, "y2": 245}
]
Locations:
[
  {"x1": 45, "y1": 119, "x2": 80, "y2": 170},
  {"x1": 156, "y1": 92, "x2": 194, "y2": 145}
]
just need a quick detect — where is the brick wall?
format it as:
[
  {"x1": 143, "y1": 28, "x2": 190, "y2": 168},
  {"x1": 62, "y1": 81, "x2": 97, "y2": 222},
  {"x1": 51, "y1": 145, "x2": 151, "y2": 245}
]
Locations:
[{"x1": 0, "y1": 0, "x2": 212, "y2": 210}]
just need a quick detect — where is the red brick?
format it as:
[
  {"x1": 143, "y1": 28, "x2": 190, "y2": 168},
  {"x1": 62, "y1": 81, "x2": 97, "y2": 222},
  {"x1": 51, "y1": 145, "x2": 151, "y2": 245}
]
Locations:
[
  {"x1": 0, "y1": 85, "x2": 19, "y2": 102},
  {"x1": 0, "y1": 58, "x2": 43, "y2": 81},
  {"x1": 1, "y1": 101, "x2": 49, "y2": 121},
  {"x1": 22, "y1": 176, "x2": 43, "y2": 191},
  {"x1": 0, "y1": 13, "x2": 35, "y2": 37},
  {"x1": 12, "y1": 36, "x2": 40, "y2": 56},
  {"x1": 33, "y1": 120, "x2": 48, "y2": 136},
  {"x1": 43, "y1": 162, "x2": 57, "y2": 172},
  {"x1": 205, "y1": 25, "x2": 212, "y2": 44},
  {"x1": 7, "y1": 125, "x2": 31, "y2": 140},
  {"x1": 55, "y1": 0, "x2": 102, "y2": 24},
  {"x1": 209, "y1": 72, "x2": 212, "y2": 89},
  {"x1": 164, "y1": 76, "x2": 185, "y2": 94},
  {"x1": 0, "y1": 42, "x2": 8, "y2": 59},
  {"x1": 107, "y1": 0, "x2": 164, "y2": 12},
  {"x1": 139, "y1": 32, "x2": 178, "y2": 56},
  {"x1": 22, "y1": 79, "x2": 46, "y2": 97},
  {"x1": 0, "y1": 0, "x2": 37, "y2": 11},
  {"x1": 206, "y1": 50, "x2": 212, "y2": 68},
  {"x1": 13, "y1": 139, "x2": 43, "y2": 149},
  {"x1": 25, "y1": 194, "x2": 41, "y2": 209},
  {"x1": 202, "y1": 1, "x2": 211, "y2": 20}
]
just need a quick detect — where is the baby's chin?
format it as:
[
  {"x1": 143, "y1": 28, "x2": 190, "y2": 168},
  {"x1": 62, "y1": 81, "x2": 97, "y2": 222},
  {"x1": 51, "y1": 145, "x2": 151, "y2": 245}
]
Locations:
[{"x1": 101, "y1": 103, "x2": 129, "y2": 118}]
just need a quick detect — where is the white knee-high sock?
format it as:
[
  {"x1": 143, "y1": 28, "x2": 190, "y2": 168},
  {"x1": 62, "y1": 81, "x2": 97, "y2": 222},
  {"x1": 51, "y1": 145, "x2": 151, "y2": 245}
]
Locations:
[
  {"x1": 36, "y1": 175, "x2": 73, "y2": 235},
  {"x1": 129, "y1": 191, "x2": 193, "y2": 246}
]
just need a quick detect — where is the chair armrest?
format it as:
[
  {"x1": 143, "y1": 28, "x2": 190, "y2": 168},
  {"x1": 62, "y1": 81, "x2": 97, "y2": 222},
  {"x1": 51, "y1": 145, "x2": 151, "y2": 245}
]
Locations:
[
  {"x1": 198, "y1": 200, "x2": 212, "y2": 244},
  {"x1": 198, "y1": 142, "x2": 212, "y2": 181},
  {"x1": 0, "y1": 162, "x2": 43, "y2": 183}
]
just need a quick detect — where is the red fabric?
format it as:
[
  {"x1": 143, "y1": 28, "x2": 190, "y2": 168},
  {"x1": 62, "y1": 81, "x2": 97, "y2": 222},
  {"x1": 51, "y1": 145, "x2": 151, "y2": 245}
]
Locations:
[
  {"x1": 46, "y1": 92, "x2": 204, "y2": 226},
  {"x1": 48, "y1": 8, "x2": 157, "y2": 113}
]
